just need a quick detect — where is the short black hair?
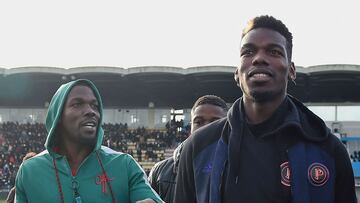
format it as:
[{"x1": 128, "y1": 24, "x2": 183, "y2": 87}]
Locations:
[
  {"x1": 191, "y1": 95, "x2": 228, "y2": 113},
  {"x1": 242, "y1": 15, "x2": 293, "y2": 61}
]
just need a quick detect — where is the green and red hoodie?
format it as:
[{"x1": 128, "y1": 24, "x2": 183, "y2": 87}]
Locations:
[{"x1": 16, "y1": 79, "x2": 163, "y2": 203}]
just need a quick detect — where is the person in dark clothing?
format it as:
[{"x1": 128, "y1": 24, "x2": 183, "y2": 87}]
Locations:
[
  {"x1": 174, "y1": 15, "x2": 357, "y2": 203},
  {"x1": 148, "y1": 95, "x2": 228, "y2": 203}
]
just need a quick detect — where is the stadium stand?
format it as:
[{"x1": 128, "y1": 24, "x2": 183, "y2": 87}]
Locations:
[
  {"x1": 0, "y1": 121, "x2": 189, "y2": 192},
  {"x1": 0, "y1": 64, "x2": 360, "y2": 200}
]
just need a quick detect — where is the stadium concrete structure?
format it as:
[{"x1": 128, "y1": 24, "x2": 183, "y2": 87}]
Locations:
[
  {"x1": 1, "y1": 64, "x2": 360, "y2": 108},
  {"x1": 1, "y1": 64, "x2": 360, "y2": 148},
  {"x1": 0, "y1": 64, "x2": 360, "y2": 129},
  {"x1": 1, "y1": 64, "x2": 360, "y2": 200}
]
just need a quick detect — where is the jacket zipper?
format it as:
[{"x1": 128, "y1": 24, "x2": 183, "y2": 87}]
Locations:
[
  {"x1": 72, "y1": 178, "x2": 82, "y2": 203},
  {"x1": 64, "y1": 154, "x2": 92, "y2": 203}
]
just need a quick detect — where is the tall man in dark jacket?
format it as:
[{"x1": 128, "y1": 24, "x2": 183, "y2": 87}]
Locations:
[
  {"x1": 148, "y1": 95, "x2": 228, "y2": 203},
  {"x1": 174, "y1": 15, "x2": 356, "y2": 203}
]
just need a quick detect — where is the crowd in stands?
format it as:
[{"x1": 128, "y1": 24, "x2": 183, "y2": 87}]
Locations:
[
  {"x1": 0, "y1": 121, "x2": 189, "y2": 189},
  {"x1": 0, "y1": 122, "x2": 46, "y2": 189},
  {"x1": 350, "y1": 151, "x2": 360, "y2": 162}
]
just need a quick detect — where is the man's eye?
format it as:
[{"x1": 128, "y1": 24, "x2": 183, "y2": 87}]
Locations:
[
  {"x1": 269, "y1": 49, "x2": 283, "y2": 56},
  {"x1": 193, "y1": 121, "x2": 203, "y2": 126},
  {"x1": 241, "y1": 49, "x2": 254, "y2": 56},
  {"x1": 72, "y1": 103, "x2": 81, "y2": 107},
  {"x1": 91, "y1": 104, "x2": 99, "y2": 109}
]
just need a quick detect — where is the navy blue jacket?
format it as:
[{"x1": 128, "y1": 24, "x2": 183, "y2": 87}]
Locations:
[{"x1": 174, "y1": 96, "x2": 356, "y2": 203}]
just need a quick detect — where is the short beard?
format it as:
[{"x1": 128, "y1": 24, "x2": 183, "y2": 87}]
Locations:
[
  {"x1": 79, "y1": 135, "x2": 97, "y2": 146},
  {"x1": 249, "y1": 89, "x2": 284, "y2": 103}
]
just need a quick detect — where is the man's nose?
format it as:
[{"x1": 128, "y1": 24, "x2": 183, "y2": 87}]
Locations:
[
  {"x1": 84, "y1": 104, "x2": 98, "y2": 116},
  {"x1": 252, "y1": 50, "x2": 269, "y2": 66}
]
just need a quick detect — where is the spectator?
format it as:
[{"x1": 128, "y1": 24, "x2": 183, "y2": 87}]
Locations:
[{"x1": 149, "y1": 95, "x2": 228, "y2": 203}]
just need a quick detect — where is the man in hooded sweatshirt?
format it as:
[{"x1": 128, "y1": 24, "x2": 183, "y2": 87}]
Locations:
[
  {"x1": 174, "y1": 15, "x2": 356, "y2": 203},
  {"x1": 15, "y1": 79, "x2": 163, "y2": 203}
]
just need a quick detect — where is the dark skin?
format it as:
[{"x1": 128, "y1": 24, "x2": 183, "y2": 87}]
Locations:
[
  {"x1": 191, "y1": 104, "x2": 227, "y2": 133},
  {"x1": 235, "y1": 28, "x2": 296, "y2": 124},
  {"x1": 56, "y1": 85, "x2": 157, "y2": 203},
  {"x1": 57, "y1": 85, "x2": 100, "y2": 172}
]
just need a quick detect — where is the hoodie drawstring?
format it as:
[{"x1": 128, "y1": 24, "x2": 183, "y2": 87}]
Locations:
[
  {"x1": 52, "y1": 152, "x2": 116, "y2": 203},
  {"x1": 52, "y1": 158, "x2": 65, "y2": 203}
]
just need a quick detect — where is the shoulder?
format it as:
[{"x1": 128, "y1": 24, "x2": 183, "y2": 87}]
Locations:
[
  {"x1": 98, "y1": 146, "x2": 138, "y2": 167},
  {"x1": 320, "y1": 133, "x2": 348, "y2": 157},
  {"x1": 152, "y1": 157, "x2": 174, "y2": 173},
  {"x1": 152, "y1": 157, "x2": 174, "y2": 175},
  {"x1": 100, "y1": 145, "x2": 126, "y2": 155},
  {"x1": 149, "y1": 157, "x2": 174, "y2": 182},
  {"x1": 16, "y1": 150, "x2": 51, "y2": 189},
  {"x1": 20, "y1": 150, "x2": 50, "y2": 169},
  {"x1": 99, "y1": 146, "x2": 131, "y2": 160},
  {"x1": 326, "y1": 134, "x2": 352, "y2": 165}
]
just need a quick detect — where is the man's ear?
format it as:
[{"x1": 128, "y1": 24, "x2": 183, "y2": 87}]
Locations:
[
  {"x1": 234, "y1": 68, "x2": 240, "y2": 87},
  {"x1": 288, "y1": 62, "x2": 296, "y2": 81}
]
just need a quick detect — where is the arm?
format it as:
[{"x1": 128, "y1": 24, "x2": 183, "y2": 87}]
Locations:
[
  {"x1": 6, "y1": 187, "x2": 16, "y2": 203},
  {"x1": 174, "y1": 139, "x2": 197, "y2": 203},
  {"x1": 127, "y1": 155, "x2": 164, "y2": 203},
  {"x1": 15, "y1": 165, "x2": 28, "y2": 203},
  {"x1": 148, "y1": 162, "x2": 161, "y2": 194},
  {"x1": 334, "y1": 140, "x2": 357, "y2": 203}
]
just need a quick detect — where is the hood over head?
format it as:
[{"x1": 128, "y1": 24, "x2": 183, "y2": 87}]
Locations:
[{"x1": 44, "y1": 79, "x2": 104, "y2": 154}]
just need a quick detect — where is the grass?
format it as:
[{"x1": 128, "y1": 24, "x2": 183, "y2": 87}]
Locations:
[{"x1": 0, "y1": 200, "x2": 5, "y2": 203}]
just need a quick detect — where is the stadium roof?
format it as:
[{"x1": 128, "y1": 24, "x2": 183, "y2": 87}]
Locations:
[{"x1": 0, "y1": 64, "x2": 359, "y2": 109}]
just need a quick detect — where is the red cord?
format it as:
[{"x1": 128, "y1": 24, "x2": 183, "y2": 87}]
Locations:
[
  {"x1": 96, "y1": 151, "x2": 116, "y2": 203},
  {"x1": 53, "y1": 151, "x2": 115, "y2": 203},
  {"x1": 52, "y1": 158, "x2": 65, "y2": 203}
]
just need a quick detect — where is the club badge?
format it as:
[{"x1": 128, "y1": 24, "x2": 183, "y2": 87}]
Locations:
[
  {"x1": 280, "y1": 161, "x2": 291, "y2": 187},
  {"x1": 308, "y1": 163, "x2": 329, "y2": 186}
]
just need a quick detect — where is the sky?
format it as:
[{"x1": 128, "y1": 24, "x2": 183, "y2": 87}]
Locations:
[{"x1": 0, "y1": 0, "x2": 359, "y2": 69}]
